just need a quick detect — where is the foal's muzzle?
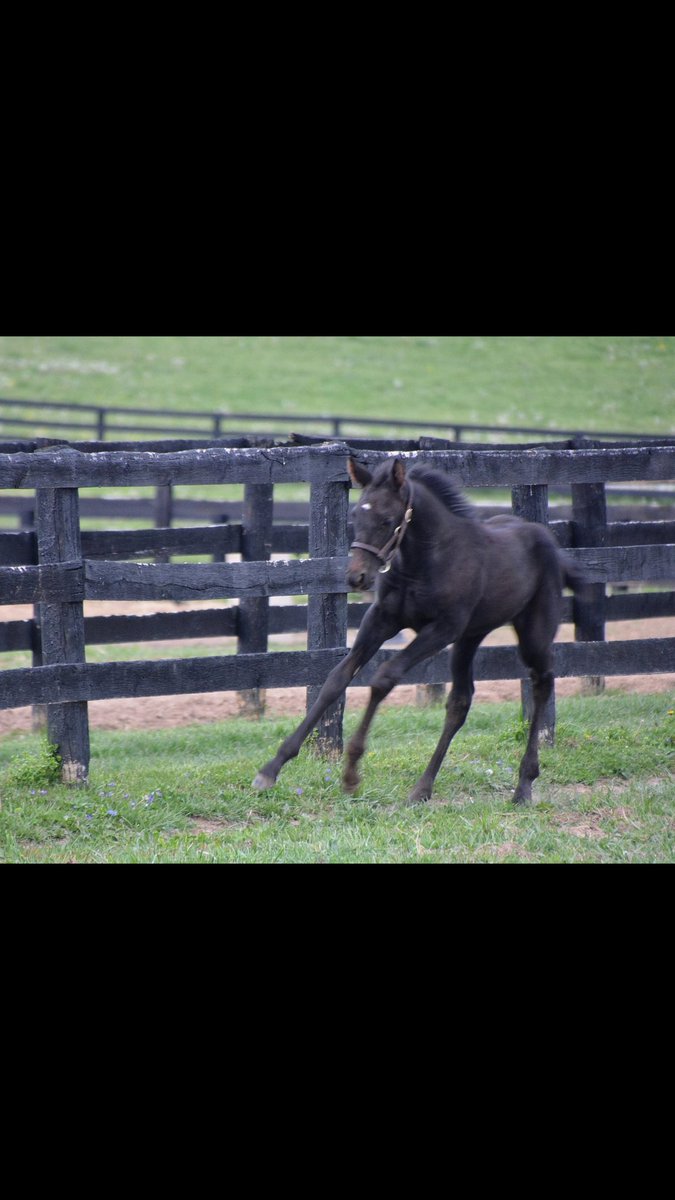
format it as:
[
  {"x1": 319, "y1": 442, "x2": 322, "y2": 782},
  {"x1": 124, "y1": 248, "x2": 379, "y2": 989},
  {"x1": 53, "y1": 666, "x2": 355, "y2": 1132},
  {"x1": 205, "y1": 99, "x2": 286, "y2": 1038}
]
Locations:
[{"x1": 346, "y1": 552, "x2": 376, "y2": 593}]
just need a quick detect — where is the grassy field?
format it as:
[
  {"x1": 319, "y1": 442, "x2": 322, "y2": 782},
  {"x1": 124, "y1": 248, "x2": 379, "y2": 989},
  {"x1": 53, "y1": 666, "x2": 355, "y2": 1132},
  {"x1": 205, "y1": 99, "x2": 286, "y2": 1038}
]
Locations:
[
  {"x1": 1, "y1": 693, "x2": 674, "y2": 863},
  {"x1": 0, "y1": 335, "x2": 673, "y2": 435}
]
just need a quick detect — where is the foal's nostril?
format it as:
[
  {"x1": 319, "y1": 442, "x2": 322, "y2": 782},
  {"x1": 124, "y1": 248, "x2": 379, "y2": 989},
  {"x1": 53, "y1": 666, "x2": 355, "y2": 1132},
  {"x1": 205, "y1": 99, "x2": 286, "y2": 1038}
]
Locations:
[{"x1": 347, "y1": 568, "x2": 367, "y2": 591}]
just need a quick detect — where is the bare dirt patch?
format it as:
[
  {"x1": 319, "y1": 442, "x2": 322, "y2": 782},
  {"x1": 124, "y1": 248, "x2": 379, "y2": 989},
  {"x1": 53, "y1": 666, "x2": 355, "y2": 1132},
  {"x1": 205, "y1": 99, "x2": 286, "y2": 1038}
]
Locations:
[
  {"x1": 550, "y1": 813, "x2": 606, "y2": 840},
  {"x1": 492, "y1": 841, "x2": 537, "y2": 861},
  {"x1": 189, "y1": 817, "x2": 245, "y2": 835},
  {"x1": 551, "y1": 803, "x2": 642, "y2": 840}
]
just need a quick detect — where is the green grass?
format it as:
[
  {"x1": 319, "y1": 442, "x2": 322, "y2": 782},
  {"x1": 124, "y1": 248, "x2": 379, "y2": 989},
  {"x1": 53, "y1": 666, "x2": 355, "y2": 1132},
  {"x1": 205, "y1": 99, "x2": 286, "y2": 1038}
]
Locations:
[
  {"x1": 0, "y1": 335, "x2": 673, "y2": 435},
  {"x1": 1, "y1": 692, "x2": 674, "y2": 863}
]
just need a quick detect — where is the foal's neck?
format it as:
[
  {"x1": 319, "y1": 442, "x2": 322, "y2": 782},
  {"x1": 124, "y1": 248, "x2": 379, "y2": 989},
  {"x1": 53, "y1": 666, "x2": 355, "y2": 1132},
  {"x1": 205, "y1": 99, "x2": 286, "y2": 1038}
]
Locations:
[{"x1": 407, "y1": 479, "x2": 468, "y2": 546}]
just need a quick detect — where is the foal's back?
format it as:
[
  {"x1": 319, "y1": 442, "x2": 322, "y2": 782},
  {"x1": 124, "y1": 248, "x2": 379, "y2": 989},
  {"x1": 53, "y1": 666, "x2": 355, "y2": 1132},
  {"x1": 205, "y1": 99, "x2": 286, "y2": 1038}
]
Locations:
[{"x1": 464, "y1": 512, "x2": 564, "y2": 635}]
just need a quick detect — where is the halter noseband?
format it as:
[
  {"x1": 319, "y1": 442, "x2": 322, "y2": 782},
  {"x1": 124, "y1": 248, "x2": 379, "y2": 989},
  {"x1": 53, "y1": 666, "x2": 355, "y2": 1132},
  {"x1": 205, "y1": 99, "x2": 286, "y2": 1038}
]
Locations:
[{"x1": 350, "y1": 486, "x2": 414, "y2": 574}]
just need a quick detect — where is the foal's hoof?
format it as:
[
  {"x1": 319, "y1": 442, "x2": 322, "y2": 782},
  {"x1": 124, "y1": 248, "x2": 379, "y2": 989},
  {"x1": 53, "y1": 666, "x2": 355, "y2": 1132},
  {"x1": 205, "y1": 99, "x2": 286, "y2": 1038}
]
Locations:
[
  {"x1": 252, "y1": 772, "x2": 276, "y2": 791},
  {"x1": 407, "y1": 784, "x2": 431, "y2": 806},
  {"x1": 512, "y1": 789, "x2": 532, "y2": 807},
  {"x1": 342, "y1": 770, "x2": 360, "y2": 796}
]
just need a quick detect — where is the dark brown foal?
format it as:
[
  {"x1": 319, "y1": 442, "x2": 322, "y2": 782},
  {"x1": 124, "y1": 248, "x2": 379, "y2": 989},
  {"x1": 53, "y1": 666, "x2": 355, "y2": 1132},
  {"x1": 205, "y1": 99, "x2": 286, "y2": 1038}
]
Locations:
[{"x1": 253, "y1": 456, "x2": 585, "y2": 805}]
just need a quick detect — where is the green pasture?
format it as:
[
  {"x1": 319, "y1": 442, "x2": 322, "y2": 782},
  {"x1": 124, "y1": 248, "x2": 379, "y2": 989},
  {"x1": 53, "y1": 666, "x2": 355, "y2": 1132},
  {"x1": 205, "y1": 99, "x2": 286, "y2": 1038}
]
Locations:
[
  {"x1": 0, "y1": 335, "x2": 673, "y2": 435},
  {"x1": 1, "y1": 692, "x2": 674, "y2": 863}
]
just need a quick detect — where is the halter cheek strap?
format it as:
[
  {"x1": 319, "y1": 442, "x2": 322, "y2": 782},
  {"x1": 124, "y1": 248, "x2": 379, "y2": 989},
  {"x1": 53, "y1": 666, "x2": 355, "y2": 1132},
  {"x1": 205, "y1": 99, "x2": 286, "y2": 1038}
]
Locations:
[{"x1": 350, "y1": 487, "x2": 414, "y2": 573}]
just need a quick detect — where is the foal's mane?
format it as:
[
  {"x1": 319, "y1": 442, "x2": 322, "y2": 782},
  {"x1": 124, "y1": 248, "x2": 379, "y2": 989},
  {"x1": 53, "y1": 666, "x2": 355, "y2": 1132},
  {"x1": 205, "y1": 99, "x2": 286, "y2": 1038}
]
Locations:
[{"x1": 408, "y1": 464, "x2": 477, "y2": 521}]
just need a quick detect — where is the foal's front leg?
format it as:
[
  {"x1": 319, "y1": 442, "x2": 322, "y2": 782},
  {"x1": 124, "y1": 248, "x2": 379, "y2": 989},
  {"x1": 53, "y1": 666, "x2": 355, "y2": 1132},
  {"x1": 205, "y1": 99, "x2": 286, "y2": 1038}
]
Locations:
[
  {"x1": 343, "y1": 622, "x2": 455, "y2": 795},
  {"x1": 252, "y1": 604, "x2": 399, "y2": 791}
]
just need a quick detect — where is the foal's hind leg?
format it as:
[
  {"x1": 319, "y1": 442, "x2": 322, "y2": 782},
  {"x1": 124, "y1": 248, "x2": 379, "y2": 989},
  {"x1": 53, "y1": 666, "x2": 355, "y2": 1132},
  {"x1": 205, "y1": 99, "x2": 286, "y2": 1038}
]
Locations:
[
  {"x1": 407, "y1": 635, "x2": 482, "y2": 805},
  {"x1": 512, "y1": 607, "x2": 557, "y2": 805}
]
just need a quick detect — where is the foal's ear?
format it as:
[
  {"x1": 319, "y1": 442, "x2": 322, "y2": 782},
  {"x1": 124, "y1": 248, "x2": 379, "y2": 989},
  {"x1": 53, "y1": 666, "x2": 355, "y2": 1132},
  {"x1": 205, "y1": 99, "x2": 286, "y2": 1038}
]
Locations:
[
  {"x1": 348, "y1": 458, "x2": 373, "y2": 489},
  {"x1": 390, "y1": 457, "x2": 407, "y2": 491}
]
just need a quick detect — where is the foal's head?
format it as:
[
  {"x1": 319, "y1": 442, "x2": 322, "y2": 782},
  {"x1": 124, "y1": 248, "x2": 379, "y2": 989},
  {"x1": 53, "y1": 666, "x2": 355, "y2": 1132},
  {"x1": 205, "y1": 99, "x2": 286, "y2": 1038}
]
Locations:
[{"x1": 347, "y1": 456, "x2": 413, "y2": 591}]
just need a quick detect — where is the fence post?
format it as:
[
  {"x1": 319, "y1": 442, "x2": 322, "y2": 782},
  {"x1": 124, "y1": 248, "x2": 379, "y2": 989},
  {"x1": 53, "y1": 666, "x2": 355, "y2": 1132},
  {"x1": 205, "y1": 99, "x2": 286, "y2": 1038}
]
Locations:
[
  {"x1": 153, "y1": 484, "x2": 173, "y2": 563},
  {"x1": 30, "y1": 606, "x2": 48, "y2": 732},
  {"x1": 211, "y1": 511, "x2": 230, "y2": 563},
  {"x1": 35, "y1": 464, "x2": 89, "y2": 785},
  {"x1": 512, "y1": 483, "x2": 556, "y2": 745},
  {"x1": 306, "y1": 465, "x2": 350, "y2": 756},
  {"x1": 238, "y1": 483, "x2": 274, "y2": 717},
  {"x1": 570, "y1": 438, "x2": 607, "y2": 694},
  {"x1": 19, "y1": 505, "x2": 47, "y2": 729}
]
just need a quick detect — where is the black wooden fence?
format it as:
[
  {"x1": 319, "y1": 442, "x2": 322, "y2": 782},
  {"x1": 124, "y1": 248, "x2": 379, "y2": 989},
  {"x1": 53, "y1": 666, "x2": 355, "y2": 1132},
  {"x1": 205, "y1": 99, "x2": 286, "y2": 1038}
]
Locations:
[{"x1": 1, "y1": 439, "x2": 675, "y2": 785}]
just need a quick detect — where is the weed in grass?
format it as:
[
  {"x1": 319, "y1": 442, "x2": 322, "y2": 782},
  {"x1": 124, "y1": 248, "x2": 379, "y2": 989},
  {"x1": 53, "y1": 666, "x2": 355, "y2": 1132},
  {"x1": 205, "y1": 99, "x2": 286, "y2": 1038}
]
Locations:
[{"x1": 4, "y1": 740, "x2": 62, "y2": 789}]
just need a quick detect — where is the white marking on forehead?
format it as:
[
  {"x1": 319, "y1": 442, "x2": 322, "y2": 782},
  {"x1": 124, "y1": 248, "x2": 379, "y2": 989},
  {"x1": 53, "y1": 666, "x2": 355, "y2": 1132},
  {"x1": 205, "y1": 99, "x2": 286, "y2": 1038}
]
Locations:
[{"x1": 360, "y1": 502, "x2": 372, "y2": 510}]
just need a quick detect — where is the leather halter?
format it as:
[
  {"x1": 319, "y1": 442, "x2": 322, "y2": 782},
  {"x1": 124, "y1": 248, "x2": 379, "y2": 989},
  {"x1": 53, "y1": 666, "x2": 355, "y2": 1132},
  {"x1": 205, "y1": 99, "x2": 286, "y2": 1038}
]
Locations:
[{"x1": 350, "y1": 485, "x2": 414, "y2": 574}]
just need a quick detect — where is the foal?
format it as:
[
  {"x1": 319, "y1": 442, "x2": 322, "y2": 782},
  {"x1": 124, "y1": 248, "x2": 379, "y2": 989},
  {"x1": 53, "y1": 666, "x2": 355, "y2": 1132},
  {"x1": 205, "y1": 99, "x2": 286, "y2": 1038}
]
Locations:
[{"x1": 253, "y1": 456, "x2": 585, "y2": 805}]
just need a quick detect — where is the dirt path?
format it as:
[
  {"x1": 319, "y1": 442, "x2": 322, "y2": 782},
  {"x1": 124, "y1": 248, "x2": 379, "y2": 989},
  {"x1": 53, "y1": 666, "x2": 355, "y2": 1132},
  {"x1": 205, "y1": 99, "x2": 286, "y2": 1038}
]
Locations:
[{"x1": 1, "y1": 601, "x2": 673, "y2": 733}]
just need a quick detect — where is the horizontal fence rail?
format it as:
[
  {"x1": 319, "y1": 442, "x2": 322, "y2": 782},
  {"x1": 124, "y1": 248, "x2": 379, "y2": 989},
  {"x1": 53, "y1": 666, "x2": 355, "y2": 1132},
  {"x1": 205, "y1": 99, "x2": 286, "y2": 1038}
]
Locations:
[
  {"x1": 3, "y1": 442, "x2": 675, "y2": 489},
  {"x1": 2, "y1": 640, "x2": 675, "y2": 712},
  {"x1": 3, "y1": 545, "x2": 675, "y2": 607},
  {"x1": 1, "y1": 438, "x2": 675, "y2": 784}
]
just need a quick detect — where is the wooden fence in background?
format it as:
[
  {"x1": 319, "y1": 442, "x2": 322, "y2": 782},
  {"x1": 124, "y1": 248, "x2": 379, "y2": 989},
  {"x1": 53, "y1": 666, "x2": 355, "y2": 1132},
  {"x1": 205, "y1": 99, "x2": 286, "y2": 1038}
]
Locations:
[
  {"x1": 1, "y1": 439, "x2": 675, "y2": 784},
  {"x1": 1, "y1": 394, "x2": 673, "y2": 445}
]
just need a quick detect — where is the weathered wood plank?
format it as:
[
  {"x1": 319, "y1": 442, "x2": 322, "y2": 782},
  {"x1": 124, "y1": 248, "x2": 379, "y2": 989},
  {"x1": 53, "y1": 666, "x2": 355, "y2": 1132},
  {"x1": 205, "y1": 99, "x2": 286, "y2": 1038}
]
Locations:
[
  {"x1": 35, "y1": 484, "x2": 89, "y2": 784},
  {"x1": 272, "y1": 526, "x2": 310, "y2": 554},
  {"x1": 83, "y1": 557, "x2": 351, "y2": 601},
  {"x1": 238, "y1": 483, "x2": 274, "y2": 716},
  {"x1": 0, "y1": 649, "x2": 349, "y2": 707},
  {"x1": 603, "y1": 590, "x2": 675, "y2": 621},
  {"x1": 353, "y1": 446, "x2": 675, "y2": 487},
  {"x1": 0, "y1": 619, "x2": 34, "y2": 650},
  {"x1": 0, "y1": 561, "x2": 84, "y2": 604},
  {"x1": 0, "y1": 530, "x2": 37, "y2": 564},
  {"x1": 0, "y1": 443, "x2": 352, "y2": 488},
  {"x1": 83, "y1": 608, "x2": 239, "y2": 643},
  {"x1": 1, "y1": 443, "x2": 675, "y2": 490},
  {"x1": 4, "y1": 591, "x2": 674, "y2": 658},
  {"x1": 3, "y1": 556, "x2": 667, "y2": 624},
  {"x1": 153, "y1": 485, "x2": 173, "y2": 564},
  {"x1": 0, "y1": 523, "x2": 308, "y2": 562},
  {"x1": 57, "y1": 436, "x2": 275, "y2": 453},
  {"x1": 81, "y1": 525, "x2": 239, "y2": 560},
  {"x1": 571, "y1": 472, "x2": 608, "y2": 694},
  {"x1": 567, "y1": 544, "x2": 675, "y2": 581},
  {"x1": 604, "y1": 521, "x2": 675, "y2": 546},
  {"x1": 2, "y1": 639, "x2": 674, "y2": 710},
  {"x1": 307, "y1": 478, "x2": 350, "y2": 753}
]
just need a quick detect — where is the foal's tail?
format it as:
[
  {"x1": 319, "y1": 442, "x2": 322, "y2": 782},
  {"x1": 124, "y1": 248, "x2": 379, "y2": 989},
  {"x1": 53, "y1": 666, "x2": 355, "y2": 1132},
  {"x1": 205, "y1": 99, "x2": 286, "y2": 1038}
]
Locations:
[{"x1": 558, "y1": 551, "x2": 588, "y2": 593}]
